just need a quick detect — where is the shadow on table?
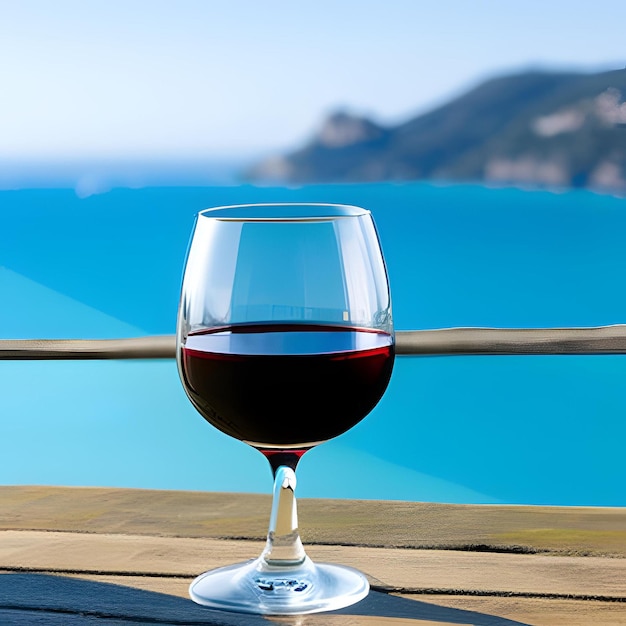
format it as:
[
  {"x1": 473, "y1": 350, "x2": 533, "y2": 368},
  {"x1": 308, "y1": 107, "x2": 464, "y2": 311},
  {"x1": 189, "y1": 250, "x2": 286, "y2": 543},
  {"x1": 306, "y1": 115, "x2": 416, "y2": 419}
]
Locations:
[{"x1": 0, "y1": 573, "x2": 529, "y2": 625}]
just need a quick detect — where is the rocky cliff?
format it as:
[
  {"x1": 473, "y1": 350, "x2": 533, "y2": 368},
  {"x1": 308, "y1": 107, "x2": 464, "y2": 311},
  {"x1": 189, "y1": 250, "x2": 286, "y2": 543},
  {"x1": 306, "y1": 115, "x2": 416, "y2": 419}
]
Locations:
[{"x1": 248, "y1": 68, "x2": 626, "y2": 194}]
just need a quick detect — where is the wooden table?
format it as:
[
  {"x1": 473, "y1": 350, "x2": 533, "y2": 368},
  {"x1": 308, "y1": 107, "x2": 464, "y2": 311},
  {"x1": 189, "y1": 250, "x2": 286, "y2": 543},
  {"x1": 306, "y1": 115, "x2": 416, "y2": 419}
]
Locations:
[{"x1": 0, "y1": 486, "x2": 624, "y2": 625}]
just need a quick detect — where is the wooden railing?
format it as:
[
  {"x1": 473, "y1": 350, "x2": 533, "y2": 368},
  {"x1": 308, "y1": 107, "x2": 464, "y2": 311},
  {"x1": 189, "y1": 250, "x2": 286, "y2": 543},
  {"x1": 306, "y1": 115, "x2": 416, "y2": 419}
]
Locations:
[{"x1": 2, "y1": 325, "x2": 626, "y2": 359}]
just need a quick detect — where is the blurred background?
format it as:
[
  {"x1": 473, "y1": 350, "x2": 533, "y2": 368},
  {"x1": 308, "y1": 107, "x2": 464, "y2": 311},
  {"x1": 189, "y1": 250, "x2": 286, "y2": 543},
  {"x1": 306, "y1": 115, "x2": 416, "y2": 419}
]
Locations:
[
  {"x1": 1, "y1": 0, "x2": 625, "y2": 506},
  {"x1": 1, "y1": 0, "x2": 625, "y2": 192}
]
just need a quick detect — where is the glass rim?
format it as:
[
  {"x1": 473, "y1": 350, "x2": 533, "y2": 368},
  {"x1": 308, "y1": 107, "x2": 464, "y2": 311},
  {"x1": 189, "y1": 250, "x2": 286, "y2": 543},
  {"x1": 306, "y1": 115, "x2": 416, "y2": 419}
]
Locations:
[{"x1": 198, "y1": 202, "x2": 370, "y2": 221}]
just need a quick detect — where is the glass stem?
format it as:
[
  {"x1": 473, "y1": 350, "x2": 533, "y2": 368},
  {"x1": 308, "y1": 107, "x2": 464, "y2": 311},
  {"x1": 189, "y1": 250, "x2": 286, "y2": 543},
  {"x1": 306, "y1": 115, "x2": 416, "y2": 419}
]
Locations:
[{"x1": 261, "y1": 465, "x2": 306, "y2": 566}]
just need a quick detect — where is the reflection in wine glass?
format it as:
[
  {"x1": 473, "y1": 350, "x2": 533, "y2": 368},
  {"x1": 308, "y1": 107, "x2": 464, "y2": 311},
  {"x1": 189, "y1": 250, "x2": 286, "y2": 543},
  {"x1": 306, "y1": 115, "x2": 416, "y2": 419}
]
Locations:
[{"x1": 176, "y1": 203, "x2": 394, "y2": 615}]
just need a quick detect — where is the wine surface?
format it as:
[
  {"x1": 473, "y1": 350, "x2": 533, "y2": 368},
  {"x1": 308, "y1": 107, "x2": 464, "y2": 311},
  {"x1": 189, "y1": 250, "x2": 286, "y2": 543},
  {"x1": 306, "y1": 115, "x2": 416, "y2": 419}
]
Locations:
[{"x1": 179, "y1": 324, "x2": 394, "y2": 447}]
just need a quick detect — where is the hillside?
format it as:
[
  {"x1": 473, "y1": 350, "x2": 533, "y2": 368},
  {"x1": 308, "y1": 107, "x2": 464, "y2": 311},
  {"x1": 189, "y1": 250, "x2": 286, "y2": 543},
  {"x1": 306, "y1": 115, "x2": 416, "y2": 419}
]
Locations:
[{"x1": 248, "y1": 68, "x2": 626, "y2": 194}]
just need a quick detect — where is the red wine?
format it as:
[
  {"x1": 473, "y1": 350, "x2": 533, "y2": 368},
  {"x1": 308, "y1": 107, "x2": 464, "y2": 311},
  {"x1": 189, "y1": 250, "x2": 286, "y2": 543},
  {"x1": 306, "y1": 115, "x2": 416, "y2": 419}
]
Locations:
[{"x1": 179, "y1": 324, "x2": 394, "y2": 448}]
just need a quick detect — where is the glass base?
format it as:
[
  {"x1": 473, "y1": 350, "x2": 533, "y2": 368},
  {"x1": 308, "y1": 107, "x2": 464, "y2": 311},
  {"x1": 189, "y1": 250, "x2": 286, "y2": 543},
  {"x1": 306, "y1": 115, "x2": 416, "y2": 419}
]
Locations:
[{"x1": 189, "y1": 555, "x2": 370, "y2": 615}]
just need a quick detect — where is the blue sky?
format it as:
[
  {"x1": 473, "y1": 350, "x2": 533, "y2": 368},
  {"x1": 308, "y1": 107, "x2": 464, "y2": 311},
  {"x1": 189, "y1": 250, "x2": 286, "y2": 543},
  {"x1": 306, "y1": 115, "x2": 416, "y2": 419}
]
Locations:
[{"x1": 1, "y1": 0, "x2": 625, "y2": 160}]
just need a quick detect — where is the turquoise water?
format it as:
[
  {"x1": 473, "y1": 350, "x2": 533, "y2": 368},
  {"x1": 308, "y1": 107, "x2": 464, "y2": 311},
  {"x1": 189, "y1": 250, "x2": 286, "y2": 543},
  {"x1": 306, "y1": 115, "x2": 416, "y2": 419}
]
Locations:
[{"x1": 1, "y1": 182, "x2": 625, "y2": 505}]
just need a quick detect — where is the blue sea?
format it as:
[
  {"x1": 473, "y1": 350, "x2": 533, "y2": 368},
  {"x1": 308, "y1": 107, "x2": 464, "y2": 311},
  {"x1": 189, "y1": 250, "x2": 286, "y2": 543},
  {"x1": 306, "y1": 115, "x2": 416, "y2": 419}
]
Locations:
[{"x1": 1, "y1": 182, "x2": 625, "y2": 506}]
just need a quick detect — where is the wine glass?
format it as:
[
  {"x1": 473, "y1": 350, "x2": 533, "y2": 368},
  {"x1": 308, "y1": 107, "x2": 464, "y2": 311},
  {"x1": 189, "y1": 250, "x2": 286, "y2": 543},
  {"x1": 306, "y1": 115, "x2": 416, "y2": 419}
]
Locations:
[{"x1": 176, "y1": 203, "x2": 394, "y2": 615}]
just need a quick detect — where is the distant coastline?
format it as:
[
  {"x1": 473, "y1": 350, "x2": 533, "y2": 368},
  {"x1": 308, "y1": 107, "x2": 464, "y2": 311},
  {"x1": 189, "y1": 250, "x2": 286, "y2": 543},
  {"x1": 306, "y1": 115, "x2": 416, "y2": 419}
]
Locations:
[{"x1": 247, "y1": 68, "x2": 626, "y2": 197}]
